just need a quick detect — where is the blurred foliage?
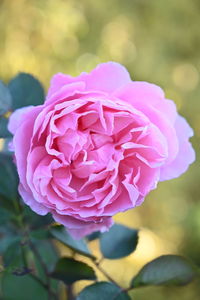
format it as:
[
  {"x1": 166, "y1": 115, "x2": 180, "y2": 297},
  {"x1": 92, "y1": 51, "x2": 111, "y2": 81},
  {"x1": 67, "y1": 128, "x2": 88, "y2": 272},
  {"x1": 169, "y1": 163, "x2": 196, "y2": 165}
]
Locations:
[{"x1": 0, "y1": 0, "x2": 200, "y2": 299}]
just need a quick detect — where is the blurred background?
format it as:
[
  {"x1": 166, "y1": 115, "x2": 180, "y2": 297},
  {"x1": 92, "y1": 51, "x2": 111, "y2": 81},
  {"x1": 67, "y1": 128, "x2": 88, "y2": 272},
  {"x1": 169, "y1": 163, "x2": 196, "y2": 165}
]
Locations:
[{"x1": 0, "y1": 0, "x2": 199, "y2": 299}]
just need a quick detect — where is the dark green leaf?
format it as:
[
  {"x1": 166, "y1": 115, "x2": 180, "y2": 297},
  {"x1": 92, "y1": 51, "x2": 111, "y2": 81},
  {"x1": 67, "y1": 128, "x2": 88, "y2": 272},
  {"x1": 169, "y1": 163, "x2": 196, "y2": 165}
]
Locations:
[
  {"x1": 30, "y1": 229, "x2": 51, "y2": 240},
  {"x1": 1, "y1": 273, "x2": 48, "y2": 300},
  {"x1": 131, "y1": 255, "x2": 197, "y2": 288},
  {"x1": 0, "y1": 193, "x2": 15, "y2": 212},
  {"x1": 77, "y1": 282, "x2": 131, "y2": 300},
  {"x1": 31, "y1": 239, "x2": 59, "y2": 273},
  {"x1": 31, "y1": 239, "x2": 59, "y2": 294},
  {"x1": 100, "y1": 223, "x2": 138, "y2": 259},
  {"x1": 0, "y1": 227, "x2": 19, "y2": 255},
  {"x1": 0, "y1": 117, "x2": 12, "y2": 138},
  {"x1": 8, "y1": 73, "x2": 45, "y2": 110},
  {"x1": 50, "y1": 257, "x2": 96, "y2": 285},
  {"x1": 24, "y1": 206, "x2": 54, "y2": 229},
  {"x1": 50, "y1": 225, "x2": 95, "y2": 259},
  {"x1": 0, "y1": 153, "x2": 19, "y2": 211},
  {"x1": 3, "y1": 239, "x2": 21, "y2": 268},
  {"x1": 86, "y1": 231, "x2": 101, "y2": 241},
  {"x1": 0, "y1": 235, "x2": 57, "y2": 299},
  {"x1": 0, "y1": 81, "x2": 12, "y2": 115},
  {"x1": 2, "y1": 238, "x2": 31, "y2": 278},
  {"x1": 0, "y1": 207, "x2": 12, "y2": 225}
]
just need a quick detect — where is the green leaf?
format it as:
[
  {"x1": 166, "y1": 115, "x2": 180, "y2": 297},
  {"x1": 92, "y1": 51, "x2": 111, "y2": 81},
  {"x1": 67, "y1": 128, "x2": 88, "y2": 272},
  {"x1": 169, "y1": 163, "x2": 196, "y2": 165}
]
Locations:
[
  {"x1": 3, "y1": 238, "x2": 21, "y2": 268},
  {"x1": 0, "y1": 234, "x2": 58, "y2": 299},
  {"x1": 31, "y1": 239, "x2": 59, "y2": 294},
  {"x1": 24, "y1": 206, "x2": 54, "y2": 229},
  {"x1": 0, "y1": 207, "x2": 12, "y2": 225},
  {"x1": 1, "y1": 273, "x2": 48, "y2": 300},
  {"x1": 8, "y1": 73, "x2": 45, "y2": 110},
  {"x1": 86, "y1": 231, "x2": 101, "y2": 241},
  {"x1": 50, "y1": 257, "x2": 96, "y2": 285},
  {"x1": 2, "y1": 237, "x2": 31, "y2": 276},
  {"x1": 100, "y1": 223, "x2": 138, "y2": 259},
  {"x1": 30, "y1": 239, "x2": 59, "y2": 295},
  {"x1": 31, "y1": 239, "x2": 59, "y2": 273},
  {"x1": 77, "y1": 282, "x2": 131, "y2": 300},
  {"x1": 0, "y1": 153, "x2": 19, "y2": 211},
  {"x1": 0, "y1": 116, "x2": 12, "y2": 138},
  {"x1": 0, "y1": 227, "x2": 19, "y2": 255},
  {"x1": 131, "y1": 255, "x2": 197, "y2": 288},
  {"x1": 0, "y1": 80, "x2": 12, "y2": 115},
  {"x1": 50, "y1": 225, "x2": 95, "y2": 259},
  {"x1": 30, "y1": 229, "x2": 51, "y2": 240}
]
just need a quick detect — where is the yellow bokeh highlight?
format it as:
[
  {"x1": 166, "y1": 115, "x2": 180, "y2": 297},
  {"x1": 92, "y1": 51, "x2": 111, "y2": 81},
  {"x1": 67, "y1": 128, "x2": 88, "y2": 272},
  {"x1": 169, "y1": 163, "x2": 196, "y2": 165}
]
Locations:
[{"x1": 172, "y1": 63, "x2": 199, "y2": 91}]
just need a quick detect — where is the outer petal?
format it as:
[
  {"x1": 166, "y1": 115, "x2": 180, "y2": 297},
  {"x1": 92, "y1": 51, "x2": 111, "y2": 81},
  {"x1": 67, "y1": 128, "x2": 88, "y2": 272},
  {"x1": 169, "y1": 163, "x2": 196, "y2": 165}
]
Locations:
[
  {"x1": 46, "y1": 81, "x2": 86, "y2": 105},
  {"x1": 19, "y1": 184, "x2": 49, "y2": 215},
  {"x1": 52, "y1": 212, "x2": 113, "y2": 239},
  {"x1": 114, "y1": 81, "x2": 164, "y2": 104},
  {"x1": 12, "y1": 106, "x2": 42, "y2": 189},
  {"x1": 114, "y1": 82, "x2": 177, "y2": 123},
  {"x1": 46, "y1": 62, "x2": 131, "y2": 99},
  {"x1": 160, "y1": 116, "x2": 195, "y2": 180},
  {"x1": 114, "y1": 82, "x2": 179, "y2": 164},
  {"x1": 8, "y1": 106, "x2": 35, "y2": 135},
  {"x1": 83, "y1": 62, "x2": 131, "y2": 93}
]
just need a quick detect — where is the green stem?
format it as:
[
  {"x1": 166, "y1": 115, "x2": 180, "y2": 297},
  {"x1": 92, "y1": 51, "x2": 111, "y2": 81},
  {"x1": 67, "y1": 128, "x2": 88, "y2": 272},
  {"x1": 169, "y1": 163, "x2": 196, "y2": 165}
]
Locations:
[
  {"x1": 15, "y1": 199, "x2": 57, "y2": 300},
  {"x1": 29, "y1": 273, "x2": 50, "y2": 291},
  {"x1": 29, "y1": 239, "x2": 49, "y2": 276},
  {"x1": 93, "y1": 260, "x2": 121, "y2": 288},
  {"x1": 20, "y1": 241, "x2": 57, "y2": 299},
  {"x1": 66, "y1": 284, "x2": 74, "y2": 300},
  {"x1": 28, "y1": 239, "x2": 57, "y2": 300},
  {"x1": 111, "y1": 287, "x2": 133, "y2": 300}
]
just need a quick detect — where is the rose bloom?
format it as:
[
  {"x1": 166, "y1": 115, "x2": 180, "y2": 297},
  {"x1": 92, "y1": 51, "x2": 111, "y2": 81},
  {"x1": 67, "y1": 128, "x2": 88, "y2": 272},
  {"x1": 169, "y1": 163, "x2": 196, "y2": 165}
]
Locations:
[{"x1": 8, "y1": 63, "x2": 195, "y2": 238}]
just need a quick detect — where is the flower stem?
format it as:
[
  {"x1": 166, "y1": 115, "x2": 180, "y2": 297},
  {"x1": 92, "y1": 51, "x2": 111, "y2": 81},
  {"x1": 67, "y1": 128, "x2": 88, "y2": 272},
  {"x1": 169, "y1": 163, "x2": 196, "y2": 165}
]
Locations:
[
  {"x1": 93, "y1": 259, "x2": 121, "y2": 288},
  {"x1": 112, "y1": 286, "x2": 134, "y2": 300},
  {"x1": 16, "y1": 202, "x2": 57, "y2": 300},
  {"x1": 28, "y1": 239, "x2": 57, "y2": 300},
  {"x1": 66, "y1": 285, "x2": 74, "y2": 300},
  {"x1": 20, "y1": 240, "x2": 57, "y2": 299}
]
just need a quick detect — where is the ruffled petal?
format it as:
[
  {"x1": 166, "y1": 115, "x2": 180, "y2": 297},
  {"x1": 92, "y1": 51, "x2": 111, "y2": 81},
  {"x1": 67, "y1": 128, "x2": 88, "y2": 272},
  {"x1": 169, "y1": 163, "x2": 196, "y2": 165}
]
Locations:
[
  {"x1": 52, "y1": 212, "x2": 113, "y2": 239},
  {"x1": 160, "y1": 116, "x2": 195, "y2": 180},
  {"x1": 8, "y1": 106, "x2": 36, "y2": 135},
  {"x1": 114, "y1": 82, "x2": 177, "y2": 123},
  {"x1": 19, "y1": 184, "x2": 49, "y2": 215},
  {"x1": 46, "y1": 62, "x2": 131, "y2": 101}
]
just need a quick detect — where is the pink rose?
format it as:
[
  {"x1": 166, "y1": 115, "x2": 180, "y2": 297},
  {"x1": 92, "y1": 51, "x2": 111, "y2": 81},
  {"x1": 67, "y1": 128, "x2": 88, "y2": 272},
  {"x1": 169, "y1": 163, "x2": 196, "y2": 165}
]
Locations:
[{"x1": 8, "y1": 62, "x2": 195, "y2": 238}]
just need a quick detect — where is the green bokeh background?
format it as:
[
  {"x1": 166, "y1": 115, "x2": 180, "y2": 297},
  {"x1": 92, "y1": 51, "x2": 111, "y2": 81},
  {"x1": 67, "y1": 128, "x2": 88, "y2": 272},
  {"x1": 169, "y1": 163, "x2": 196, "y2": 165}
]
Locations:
[{"x1": 0, "y1": 0, "x2": 199, "y2": 299}]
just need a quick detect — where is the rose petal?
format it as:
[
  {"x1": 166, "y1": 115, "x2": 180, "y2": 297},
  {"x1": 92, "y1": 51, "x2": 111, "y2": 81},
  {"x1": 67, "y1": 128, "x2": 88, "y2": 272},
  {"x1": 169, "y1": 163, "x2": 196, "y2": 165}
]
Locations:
[
  {"x1": 160, "y1": 116, "x2": 195, "y2": 180},
  {"x1": 46, "y1": 62, "x2": 131, "y2": 101},
  {"x1": 52, "y1": 212, "x2": 113, "y2": 239},
  {"x1": 8, "y1": 106, "x2": 36, "y2": 135}
]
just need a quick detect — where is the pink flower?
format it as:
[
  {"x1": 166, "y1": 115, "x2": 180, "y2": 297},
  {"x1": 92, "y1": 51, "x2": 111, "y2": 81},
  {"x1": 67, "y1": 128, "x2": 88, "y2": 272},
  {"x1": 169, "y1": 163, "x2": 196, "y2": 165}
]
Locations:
[{"x1": 8, "y1": 62, "x2": 195, "y2": 238}]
